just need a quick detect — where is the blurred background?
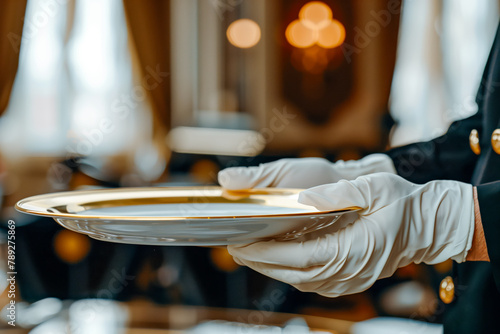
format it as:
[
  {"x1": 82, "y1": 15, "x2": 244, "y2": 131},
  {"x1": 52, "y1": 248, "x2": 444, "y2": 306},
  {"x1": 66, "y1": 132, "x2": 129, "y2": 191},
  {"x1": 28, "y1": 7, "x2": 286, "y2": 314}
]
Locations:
[{"x1": 0, "y1": 0, "x2": 498, "y2": 332}]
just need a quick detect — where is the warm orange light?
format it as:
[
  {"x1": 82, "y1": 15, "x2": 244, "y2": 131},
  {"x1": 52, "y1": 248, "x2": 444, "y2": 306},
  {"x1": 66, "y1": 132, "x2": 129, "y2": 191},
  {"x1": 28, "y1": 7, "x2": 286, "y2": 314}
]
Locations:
[
  {"x1": 286, "y1": 19, "x2": 316, "y2": 48},
  {"x1": 317, "y1": 20, "x2": 345, "y2": 48},
  {"x1": 54, "y1": 230, "x2": 91, "y2": 264},
  {"x1": 227, "y1": 19, "x2": 261, "y2": 49},
  {"x1": 286, "y1": 1, "x2": 345, "y2": 49},
  {"x1": 210, "y1": 247, "x2": 239, "y2": 272},
  {"x1": 299, "y1": 1, "x2": 332, "y2": 29}
]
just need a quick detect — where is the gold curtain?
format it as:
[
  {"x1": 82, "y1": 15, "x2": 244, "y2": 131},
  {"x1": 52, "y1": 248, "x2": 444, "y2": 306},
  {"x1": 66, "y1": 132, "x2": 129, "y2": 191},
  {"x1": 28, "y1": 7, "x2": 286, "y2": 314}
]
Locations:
[
  {"x1": 122, "y1": 0, "x2": 171, "y2": 135},
  {"x1": 0, "y1": 0, "x2": 27, "y2": 117}
]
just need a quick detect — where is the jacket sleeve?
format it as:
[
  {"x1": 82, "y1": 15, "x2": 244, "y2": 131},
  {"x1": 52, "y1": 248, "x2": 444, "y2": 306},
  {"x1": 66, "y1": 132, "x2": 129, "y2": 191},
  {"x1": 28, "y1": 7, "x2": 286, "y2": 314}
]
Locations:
[
  {"x1": 385, "y1": 111, "x2": 482, "y2": 184},
  {"x1": 385, "y1": 23, "x2": 500, "y2": 184},
  {"x1": 477, "y1": 182, "x2": 500, "y2": 291}
]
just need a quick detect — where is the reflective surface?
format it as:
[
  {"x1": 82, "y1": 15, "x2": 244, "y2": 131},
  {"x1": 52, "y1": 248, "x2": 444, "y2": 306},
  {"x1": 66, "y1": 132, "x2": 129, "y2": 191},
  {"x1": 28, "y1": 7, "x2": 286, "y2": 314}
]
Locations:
[{"x1": 16, "y1": 187, "x2": 359, "y2": 246}]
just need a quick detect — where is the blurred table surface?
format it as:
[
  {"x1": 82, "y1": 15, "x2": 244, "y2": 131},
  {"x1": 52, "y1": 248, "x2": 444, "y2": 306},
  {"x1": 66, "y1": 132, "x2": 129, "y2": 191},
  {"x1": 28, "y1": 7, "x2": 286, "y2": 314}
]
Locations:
[
  {"x1": 0, "y1": 299, "x2": 354, "y2": 334},
  {"x1": 125, "y1": 300, "x2": 353, "y2": 333}
]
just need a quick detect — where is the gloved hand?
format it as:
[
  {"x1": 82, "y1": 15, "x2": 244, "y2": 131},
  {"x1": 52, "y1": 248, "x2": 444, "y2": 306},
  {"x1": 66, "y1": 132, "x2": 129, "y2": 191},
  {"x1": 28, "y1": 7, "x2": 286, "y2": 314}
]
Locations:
[
  {"x1": 228, "y1": 173, "x2": 475, "y2": 297},
  {"x1": 218, "y1": 154, "x2": 396, "y2": 189}
]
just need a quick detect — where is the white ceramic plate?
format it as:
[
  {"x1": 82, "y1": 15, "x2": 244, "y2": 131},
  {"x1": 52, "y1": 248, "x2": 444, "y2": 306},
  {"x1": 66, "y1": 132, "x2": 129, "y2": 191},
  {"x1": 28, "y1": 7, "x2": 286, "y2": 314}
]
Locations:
[{"x1": 15, "y1": 187, "x2": 359, "y2": 246}]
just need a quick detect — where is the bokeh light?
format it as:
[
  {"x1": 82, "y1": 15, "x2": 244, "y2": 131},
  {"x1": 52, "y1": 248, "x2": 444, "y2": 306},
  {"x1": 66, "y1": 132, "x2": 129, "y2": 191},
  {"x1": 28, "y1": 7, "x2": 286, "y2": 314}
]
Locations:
[
  {"x1": 286, "y1": 19, "x2": 316, "y2": 48},
  {"x1": 227, "y1": 19, "x2": 261, "y2": 49},
  {"x1": 210, "y1": 248, "x2": 239, "y2": 272},
  {"x1": 53, "y1": 230, "x2": 91, "y2": 264},
  {"x1": 299, "y1": 1, "x2": 332, "y2": 29},
  {"x1": 286, "y1": 1, "x2": 345, "y2": 49},
  {"x1": 317, "y1": 20, "x2": 345, "y2": 48}
]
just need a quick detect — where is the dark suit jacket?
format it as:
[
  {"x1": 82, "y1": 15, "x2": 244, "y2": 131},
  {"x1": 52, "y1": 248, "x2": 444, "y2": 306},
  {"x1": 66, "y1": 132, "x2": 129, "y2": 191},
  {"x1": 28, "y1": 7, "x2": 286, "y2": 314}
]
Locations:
[{"x1": 386, "y1": 23, "x2": 500, "y2": 333}]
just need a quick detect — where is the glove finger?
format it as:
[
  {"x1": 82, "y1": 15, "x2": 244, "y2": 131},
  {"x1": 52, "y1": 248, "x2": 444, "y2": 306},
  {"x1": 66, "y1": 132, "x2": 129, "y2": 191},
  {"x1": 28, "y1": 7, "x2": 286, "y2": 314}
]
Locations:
[
  {"x1": 293, "y1": 277, "x2": 368, "y2": 298},
  {"x1": 218, "y1": 158, "x2": 342, "y2": 189},
  {"x1": 232, "y1": 256, "x2": 325, "y2": 286},
  {"x1": 231, "y1": 254, "x2": 244, "y2": 266},
  {"x1": 218, "y1": 166, "x2": 265, "y2": 190},
  {"x1": 227, "y1": 234, "x2": 341, "y2": 268},
  {"x1": 298, "y1": 173, "x2": 414, "y2": 213},
  {"x1": 333, "y1": 154, "x2": 396, "y2": 180},
  {"x1": 227, "y1": 219, "x2": 366, "y2": 272},
  {"x1": 231, "y1": 219, "x2": 386, "y2": 297},
  {"x1": 298, "y1": 179, "x2": 369, "y2": 212},
  {"x1": 218, "y1": 160, "x2": 290, "y2": 189}
]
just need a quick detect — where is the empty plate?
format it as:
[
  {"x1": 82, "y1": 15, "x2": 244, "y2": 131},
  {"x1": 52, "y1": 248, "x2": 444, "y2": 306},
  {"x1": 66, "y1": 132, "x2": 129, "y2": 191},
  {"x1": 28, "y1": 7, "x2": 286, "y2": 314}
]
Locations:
[{"x1": 15, "y1": 187, "x2": 359, "y2": 246}]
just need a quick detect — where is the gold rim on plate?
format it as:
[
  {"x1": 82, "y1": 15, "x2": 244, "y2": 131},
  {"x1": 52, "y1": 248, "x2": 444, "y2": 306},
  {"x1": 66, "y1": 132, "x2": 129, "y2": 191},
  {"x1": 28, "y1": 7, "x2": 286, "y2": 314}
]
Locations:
[{"x1": 15, "y1": 187, "x2": 361, "y2": 221}]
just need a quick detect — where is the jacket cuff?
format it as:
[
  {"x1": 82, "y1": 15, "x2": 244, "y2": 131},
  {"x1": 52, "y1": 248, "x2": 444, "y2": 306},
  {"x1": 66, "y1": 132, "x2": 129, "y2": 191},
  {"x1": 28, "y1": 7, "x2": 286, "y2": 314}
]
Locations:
[{"x1": 477, "y1": 181, "x2": 500, "y2": 291}]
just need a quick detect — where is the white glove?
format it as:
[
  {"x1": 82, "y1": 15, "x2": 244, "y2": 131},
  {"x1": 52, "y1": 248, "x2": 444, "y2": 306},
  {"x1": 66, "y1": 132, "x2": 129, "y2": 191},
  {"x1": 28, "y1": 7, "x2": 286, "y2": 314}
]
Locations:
[
  {"x1": 218, "y1": 154, "x2": 396, "y2": 190},
  {"x1": 228, "y1": 173, "x2": 475, "y2": 297}
]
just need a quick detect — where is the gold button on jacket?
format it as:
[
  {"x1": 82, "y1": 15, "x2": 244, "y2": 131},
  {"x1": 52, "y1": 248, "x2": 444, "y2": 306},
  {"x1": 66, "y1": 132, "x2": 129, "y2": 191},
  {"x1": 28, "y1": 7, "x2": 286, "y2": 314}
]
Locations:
[
  {"x1": 440, "y1": 276, "x2": 455, "y2": 304},
  {"x1": 492, "y1": 129, "x2": 500, "y2": 154},
  {"x1": 470, "y1": 129, "x2": 481, "y2": 155}
]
